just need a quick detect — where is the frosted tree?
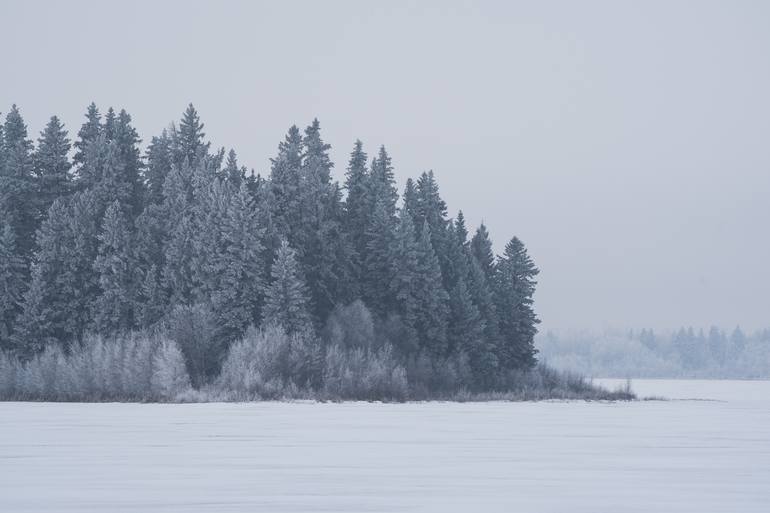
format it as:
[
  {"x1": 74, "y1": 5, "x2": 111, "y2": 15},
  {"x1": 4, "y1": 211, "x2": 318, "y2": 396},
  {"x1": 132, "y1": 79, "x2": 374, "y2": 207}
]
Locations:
[
  {"x1": 33, "y1": 116, "x2": 72, "y2": 221},
  {"x1": 263, "y1": 240, "x2": 312, "y2": 335},
  {"x1": 447, "y1": 278, "x2": 485, "y2": 360},
  {"x1": 192, "y1": 178, "x2": 265, "y2": 338},
  {"x1": 73, "y1": 102, "x2": 102, "y2": 168},
  {"x1": 388, "y1": 210, "x2": 421, "y2": 350},
  {"x1": 368, "y1": 146, "x2": 399, "y2": 220},
  {"x1": 222, "y1": 149, "x2": 245, "y2": 187},
  {"x1": 0, "y1": 224, "x2": 26, "y2": 349},
  {"x1": 14, "y1": 192, "x2": 100, "y2": 354},
  {"x1": 112, "y1": 109, "x2": 144, "y2": 217},
  {"x1": 1, "y1": 105, "x2": 36, "y2": 260},
  {"x1": 93, "y1": 201, "x2": 136, "y2": 334},
  {"x1": 268, "y1": 125, "x2": 303, "y2": 245},
  {"x1": 145, "y1": 130, "x2": 172, "y2": 205},
  {"x1": 172, "y1": 103, "x2": 209, "y2": 167},
  {"x1": 471, "y1": 223, "x2": 495, "y2": 279},
  {"x1": 298, "y1": 119, "x2": 356, "y2": 320},
  {"x1": 343, "y1": 139, "x2": 370, "y2": 276},
  {"x1": 362, "y1": 199, "x2": 397, "y2": 315},
  {"x1": 151, "y1": 338, "x2": 191, "y2": 400},
  {"x1": 494, "y1": 236, "x2": 540, "y2": 369},
  {"x1": 414, "y1": 221, "x2": 449, "y2": 355},
  {"x1": 415, "y1": 170, "x2": 451, "y2": 281}
]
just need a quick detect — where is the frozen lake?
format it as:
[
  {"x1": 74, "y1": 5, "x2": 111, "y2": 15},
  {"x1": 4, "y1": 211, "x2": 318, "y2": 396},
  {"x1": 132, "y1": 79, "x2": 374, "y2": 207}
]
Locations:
[{"x1": 1, "y1": 380, "x2": 769, "y2": 512}]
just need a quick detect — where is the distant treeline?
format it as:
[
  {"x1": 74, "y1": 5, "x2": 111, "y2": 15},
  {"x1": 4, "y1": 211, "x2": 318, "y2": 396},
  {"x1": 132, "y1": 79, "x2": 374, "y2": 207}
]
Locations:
[
  {"x1": 0, "y1": 103, "x2": 552, "y2": 400},
  {"x1": 539, "y1": 327, "x2": 770, "y2": 379}
]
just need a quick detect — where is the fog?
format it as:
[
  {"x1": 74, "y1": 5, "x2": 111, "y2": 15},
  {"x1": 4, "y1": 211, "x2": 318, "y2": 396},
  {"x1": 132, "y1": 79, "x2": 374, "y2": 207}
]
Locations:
[{"x1": 2, "y1": 0, "x2": 768, "y2": 332}]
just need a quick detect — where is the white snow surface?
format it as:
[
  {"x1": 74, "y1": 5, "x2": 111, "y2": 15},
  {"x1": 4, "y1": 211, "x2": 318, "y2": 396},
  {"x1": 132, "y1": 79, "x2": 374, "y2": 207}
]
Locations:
[{"x1": 1, "y1": 379, "x2": 769, "y2": 512}]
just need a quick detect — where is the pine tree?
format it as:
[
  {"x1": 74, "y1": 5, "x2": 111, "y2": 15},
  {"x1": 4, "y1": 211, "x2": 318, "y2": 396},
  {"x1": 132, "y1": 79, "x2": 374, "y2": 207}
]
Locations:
[
  {"x1": 93, "y1": 201, "x2": 136, "y2": 334},
  {"x1": 0, "y1": 224, "x2": 26, "y2": 349},
  {"x1": 471, "y1": 222, "x2": 495, "y2": 279},
  {"x1": 368, "y1": 146, "x2": 399, "y2": 220},
  {"x1": 162, "y1": 160, "x2": 197, "y2": 306},
  {"x1": 15, "y1": 192, "x2": 101, "y2": 353},
  {"x1": 402, "y1": 178, "x2": 419, "y2": 227},
  {"x1": 215, "y1": 182, "x2": 265, "y2": 335},
  {"x1": 414, "y1": 221, "x2": 449, "y2": 355},
  {"x1": 448, "y1": 277, "x2": 484, "y2": 358},
  {"x1": 103, "y1": 107, "x2": 117, "y2": 141},
  {"x1": 362, "y1": 199, "x2": 397, "y2": 316},
  {"x1": 465, "y1": 255, "x2": 500, "y2": 380},
  {"x1": 191, "y1": 178, "x2": 265, "y2": 338},
  {"x1": 222, "y1": 149, "x2": 245, "y2": 188},
  {"x1": 343, "y1": 139, "x2": 370, "y2": 263},
  {"x1": 34, "y1": 116, "x2": 72, "y2": 221},
  {"x1": 414, "y1": 170, "x2": 449, "y2": 267},
  {"x1": 145, "y1": 130, "x2": 172, "y2": 205},
  {"x1": 494, "y1": 236, "x2": 539, "y2": 369},
  {"x1": 263, "y1": 240, "x2": 312, "y2": 335},
  {"x1": 73, "y1": 102, "x2": 101, "y2": 168},
  {"x1": 298, "y1": 120, "x2": 356, "y2": 321},
  {"x1": 172, "y1": 103, "x2": 209, "y2": 166},
  {"x1": 268, "y1": 125, "x2": 303, "y2": 243},
  {"x1": 113, "y1": 109, "x2": 144, "y2": 217},
  {"x1": 389, "y1": 211, "x2": 421, "y2": 351},
  {"x1": 1, "y1": 105, "x2": 37, "y2": 260}
]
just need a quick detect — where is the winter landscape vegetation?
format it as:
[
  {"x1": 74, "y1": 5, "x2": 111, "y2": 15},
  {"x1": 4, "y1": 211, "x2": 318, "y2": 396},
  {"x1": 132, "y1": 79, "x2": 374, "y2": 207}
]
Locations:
[{"x1": 0, "y1": 102, "x2": 632, "y2": 402}]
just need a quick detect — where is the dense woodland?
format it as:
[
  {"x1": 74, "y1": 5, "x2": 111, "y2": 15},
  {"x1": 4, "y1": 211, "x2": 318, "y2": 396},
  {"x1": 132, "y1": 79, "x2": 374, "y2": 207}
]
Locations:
[
  {"x1": 539, "y1": 326, "x2": 770, "y2": 379},
  {"x1": 0, "y1": 103, "x2": 603, "y2": 402}
]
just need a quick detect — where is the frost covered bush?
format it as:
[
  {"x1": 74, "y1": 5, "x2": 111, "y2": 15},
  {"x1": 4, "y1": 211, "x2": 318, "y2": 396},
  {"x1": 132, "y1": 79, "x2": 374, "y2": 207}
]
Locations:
[
  {"x1": 322, "y1": 344, "x2": 408, "y2": 401},
  {"x1": 216, "y1": 324, "x2": 322, "y2": 399},
  {"x1": 0, "y1": 333, "x2": 191, "y2": 401}
]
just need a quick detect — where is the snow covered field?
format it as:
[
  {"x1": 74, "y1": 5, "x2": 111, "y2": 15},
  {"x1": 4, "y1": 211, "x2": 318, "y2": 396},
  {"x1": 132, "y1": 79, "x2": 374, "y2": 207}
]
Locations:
[{"x1": 1, "y1": 380, "x2": 769, "y2": 513}]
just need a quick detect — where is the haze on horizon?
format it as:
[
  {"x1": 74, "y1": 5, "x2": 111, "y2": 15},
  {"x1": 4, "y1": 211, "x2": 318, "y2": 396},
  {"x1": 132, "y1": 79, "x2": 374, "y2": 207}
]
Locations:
[{"x1": 2, "y1": 0, "x2": 768, "y2": 332}]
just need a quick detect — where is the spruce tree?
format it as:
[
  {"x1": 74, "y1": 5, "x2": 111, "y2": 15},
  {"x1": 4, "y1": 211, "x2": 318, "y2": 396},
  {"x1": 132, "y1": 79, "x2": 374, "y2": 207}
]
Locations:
[
  {"x1": 73, "y1": 102, "x2": 101, "y2": 168},
  {"x1": 268, "y1": 125, "x2": 303, "y2": 241},
  {"x1": 34, "y1": 116, "x2": 72, "y2": 221},
  {"x1": 494, "y1": 236, "x2": 539, "y2": 369},
  {"x1": 0, "y1": 224, "x2": 26, "y2": 349},
  {"x1": 362, "y1": 199, "x2": 397, "y2": 316},
  {"x1": 15, "y1": 192, "x2": 101, "y2": 352},
  {"x1": 173, "y1": 103, "x2": 209, "y2": 167},
  {"x1": 222, "y1": 149, "x2": 245, "y2": 187},
  {"x1": 263, "y1": 240, "x2": 312, "y2": 335},
  {"x1": 93, "y1": 201, "x2": 136, "y2": 334},
  {"x1": 389, "y1": 211, "x2": 421, "y2": 350},
  {"x1": 113, "y1": 109, "x2": 144, "y2": 217},
  {"x1": 368, "y1": 146, "x2": 399, "y2": 220},
  {"x1": 162, "y1": 159, "x2": 197, "y2": 306},
  {"x1": 343, "y1": 139, "x2": 370, "y2": 263},
  {"x1": 145, "y1": 130, "x2": 172, "y2": 205},
  {"x1": 103, "y1": 107, "x2": 117, "y2": 141},
  {"x1": 1, "y1": 105, "x2": 36, "y2": 260},
  {"x1": 402, "y1": 178, "x2": 420, "y2": 227},
  {"x1": 414, "y1": 220, "x2": 449, "y2": 355},
  {"x1": 471, "y1": 222, "x2": 495, "y2": 279},
  {"x1": 448, "y1": 277, "x2": 484, "y2": 358},
  {"x1": 298, "y1": 119, "x2": 356, "y2": 321}
]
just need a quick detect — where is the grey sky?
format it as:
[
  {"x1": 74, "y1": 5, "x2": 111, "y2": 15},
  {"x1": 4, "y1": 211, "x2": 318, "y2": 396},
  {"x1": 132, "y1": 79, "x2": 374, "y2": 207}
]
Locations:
[{"x1": 2, "y1": 0, "x2": 768, "y2": 332}]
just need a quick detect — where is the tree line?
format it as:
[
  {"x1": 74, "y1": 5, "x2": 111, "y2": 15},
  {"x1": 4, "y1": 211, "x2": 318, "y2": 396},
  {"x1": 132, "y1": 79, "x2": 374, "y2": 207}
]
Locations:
[
  {"x1": 0, "y1": 102, "x2": 544, "y2": 398},
  {"x1": 538, "y1": 326, "x2": 770, "y2": 379}
]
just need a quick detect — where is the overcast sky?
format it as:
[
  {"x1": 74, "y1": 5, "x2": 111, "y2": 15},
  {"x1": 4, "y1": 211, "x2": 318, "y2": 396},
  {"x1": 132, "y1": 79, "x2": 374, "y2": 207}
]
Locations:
[{"x1": 2, "y1": 0, "x2": 768, "y2": 332}]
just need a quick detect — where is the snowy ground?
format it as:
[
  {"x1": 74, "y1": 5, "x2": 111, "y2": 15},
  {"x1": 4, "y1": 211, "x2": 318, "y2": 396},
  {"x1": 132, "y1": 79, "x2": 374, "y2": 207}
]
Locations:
[{"x1": 1, "y1": 380, "x2": 769, "y2": 513}]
